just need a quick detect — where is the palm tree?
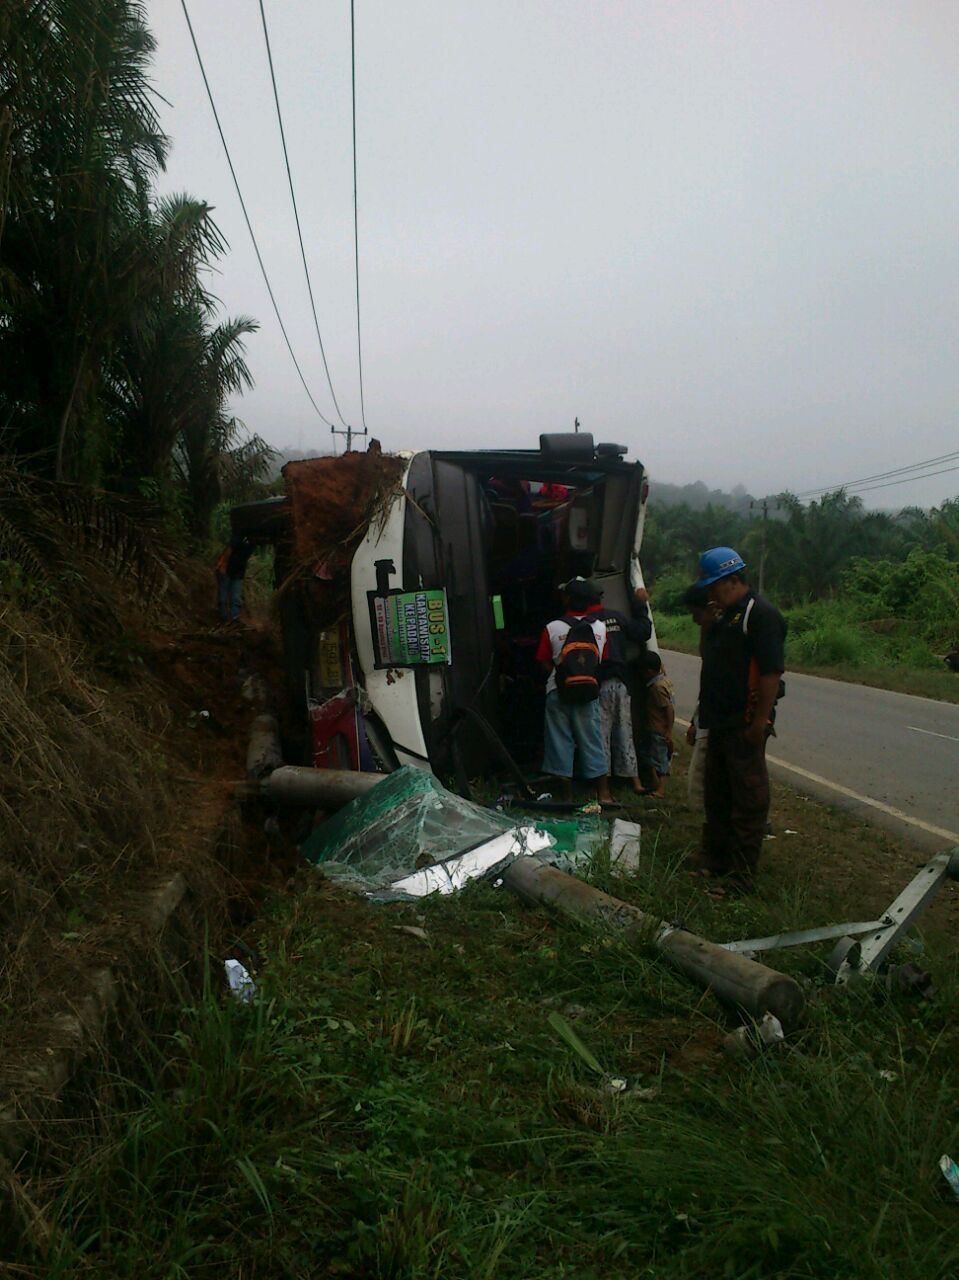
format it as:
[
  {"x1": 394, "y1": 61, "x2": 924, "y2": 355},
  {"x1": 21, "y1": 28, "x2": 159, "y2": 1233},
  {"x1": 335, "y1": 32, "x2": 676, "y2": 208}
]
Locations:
[
  {"x1": 1, "y1": 1, "x2": 265, "y2": 542},
  {"x1": 170, "y1": 314, "x2": 273, "y2": 542},
  {"x1": 0, "y1": 0, "x2": 168, "y2": 478}
]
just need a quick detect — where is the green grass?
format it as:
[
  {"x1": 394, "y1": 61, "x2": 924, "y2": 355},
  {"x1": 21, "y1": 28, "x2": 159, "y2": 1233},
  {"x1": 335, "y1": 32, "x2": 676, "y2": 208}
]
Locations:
[
  {"x1": 654, "y1": 607, "x2": 959, "y2": 705},
  {"x1": 17, "y1": 789, "x2": 959, "y2": 1280}
]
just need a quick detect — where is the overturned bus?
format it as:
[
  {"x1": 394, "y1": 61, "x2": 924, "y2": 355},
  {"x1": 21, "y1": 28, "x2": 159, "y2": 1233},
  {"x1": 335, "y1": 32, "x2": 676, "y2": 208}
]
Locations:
[{"x1": 233, "y1": 432, "x2": 653, "y2": 786}]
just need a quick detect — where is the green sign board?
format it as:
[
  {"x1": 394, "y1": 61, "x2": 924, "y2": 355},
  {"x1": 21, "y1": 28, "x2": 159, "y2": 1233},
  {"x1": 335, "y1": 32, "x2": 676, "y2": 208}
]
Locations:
[{"x1": 370, "y1": 588, "x2": 451, "y2": 668}]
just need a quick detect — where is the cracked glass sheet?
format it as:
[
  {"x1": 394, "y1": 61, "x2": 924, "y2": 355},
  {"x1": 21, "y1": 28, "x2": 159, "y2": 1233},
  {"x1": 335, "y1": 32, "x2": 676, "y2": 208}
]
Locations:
[{"x1": 302, "y1": 765, "x2": 615, "y2": 899}]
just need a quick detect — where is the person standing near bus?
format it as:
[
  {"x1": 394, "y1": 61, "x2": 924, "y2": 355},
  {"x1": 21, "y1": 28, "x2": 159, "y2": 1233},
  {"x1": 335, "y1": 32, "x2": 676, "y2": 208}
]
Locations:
[{"x1": 691, "y1": 547, "x2": 786, "y2": 897}]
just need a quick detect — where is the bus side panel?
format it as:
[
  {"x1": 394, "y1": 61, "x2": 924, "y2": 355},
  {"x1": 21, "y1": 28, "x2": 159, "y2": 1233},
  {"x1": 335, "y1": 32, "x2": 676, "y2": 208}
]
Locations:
[{"x1": 404, "y1": 455, "x2": 498, "y2": 776}]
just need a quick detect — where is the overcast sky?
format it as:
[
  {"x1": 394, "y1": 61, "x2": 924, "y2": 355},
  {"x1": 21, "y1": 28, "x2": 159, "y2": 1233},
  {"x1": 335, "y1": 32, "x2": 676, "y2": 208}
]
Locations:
[{"x1": 150, "y1": 1, "x2": 959, "y2": 507}]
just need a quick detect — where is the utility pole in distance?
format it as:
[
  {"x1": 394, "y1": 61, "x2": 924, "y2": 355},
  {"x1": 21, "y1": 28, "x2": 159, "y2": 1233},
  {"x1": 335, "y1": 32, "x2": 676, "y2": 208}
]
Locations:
[
  {"x1": 331, "y1": 422, "x2": 368, "y2": 453},
  {"x1": 750, "y1": 497, "x2": 779, "y2": 595}
]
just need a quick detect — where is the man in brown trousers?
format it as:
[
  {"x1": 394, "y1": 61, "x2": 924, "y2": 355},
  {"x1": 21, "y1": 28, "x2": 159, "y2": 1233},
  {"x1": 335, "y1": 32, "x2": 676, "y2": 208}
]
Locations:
[{"x1": 690, "y1": 547, "x2": 786, "y2": 898}]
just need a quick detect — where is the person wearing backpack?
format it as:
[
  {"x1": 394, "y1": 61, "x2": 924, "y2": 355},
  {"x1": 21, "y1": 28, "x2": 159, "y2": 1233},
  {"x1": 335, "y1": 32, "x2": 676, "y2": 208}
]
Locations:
[{"x1": 534, "y1": 578, "x2": 611, "y2": 803}]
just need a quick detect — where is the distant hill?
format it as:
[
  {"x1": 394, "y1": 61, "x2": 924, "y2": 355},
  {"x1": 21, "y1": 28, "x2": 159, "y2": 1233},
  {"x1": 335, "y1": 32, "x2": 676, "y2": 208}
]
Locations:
[{"x1": 649, "y1": 479, "x2": 758, "y2": 513}]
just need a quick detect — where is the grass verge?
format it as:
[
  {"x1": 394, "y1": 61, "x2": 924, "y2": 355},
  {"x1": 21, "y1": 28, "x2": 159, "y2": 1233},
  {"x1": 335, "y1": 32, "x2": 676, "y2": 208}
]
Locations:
[{"x1": 14, "y1": 755, "x2": 959, "y2": 1279}]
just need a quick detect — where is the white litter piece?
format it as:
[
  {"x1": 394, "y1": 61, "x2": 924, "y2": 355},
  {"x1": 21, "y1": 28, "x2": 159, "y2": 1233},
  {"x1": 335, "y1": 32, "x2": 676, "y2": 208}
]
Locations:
[
  {"x1": 393, "y1": 925, "x2": 429, "y2": 942},
  {"x1": 940, "y1": 1154, "x2": 959, "y2": 1201},
  {"x1": 224, "y1": 959, "x2": 256, "y2": 1003},
  {"x1": 389, "y1": 827, "x2": 553, "y2": 897},
  {"x1": 759, "y1": 1012, "x2": 785, "y2": 1045},
  {"x1": 784, "y1": 829, "x2": 799, "y2": 836},
  {"x1": 878, "y1": 1069, "x2": 897, "y2": 1082},
  {"x1": 609, "y1": 819, "x2": 642, "y2": 874}
]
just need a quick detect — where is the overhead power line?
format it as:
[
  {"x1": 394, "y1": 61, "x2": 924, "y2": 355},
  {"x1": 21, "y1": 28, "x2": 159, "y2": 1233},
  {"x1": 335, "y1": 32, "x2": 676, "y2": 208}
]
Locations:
[
  {"x1": 350, "y1": 0, "x2": 369, "y2": 436},
  {"x1": 179, "y1": 0, "x2": 335, "y2": 429},
  {"x1": 257, "y1": 0, "x2": 351, "y2": 429},
  {"x1": 840, "y1": 460, "x2": 959, "y2": 497},
  {"x1": 794, "y1": 448, "x2": 959, "y2": 500}
]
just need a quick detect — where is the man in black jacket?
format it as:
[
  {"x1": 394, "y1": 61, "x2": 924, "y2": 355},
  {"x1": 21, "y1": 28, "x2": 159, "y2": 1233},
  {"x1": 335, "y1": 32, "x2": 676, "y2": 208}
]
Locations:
[{"x1": 691, "y1": 547, "x2": 786, "y2": 897}]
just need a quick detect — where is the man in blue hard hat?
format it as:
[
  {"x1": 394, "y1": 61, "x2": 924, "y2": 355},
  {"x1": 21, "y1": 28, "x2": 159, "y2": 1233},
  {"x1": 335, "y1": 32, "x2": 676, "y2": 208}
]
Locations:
[{"x1": 690, "y1": 546, "x2": 786, "y2": 897}]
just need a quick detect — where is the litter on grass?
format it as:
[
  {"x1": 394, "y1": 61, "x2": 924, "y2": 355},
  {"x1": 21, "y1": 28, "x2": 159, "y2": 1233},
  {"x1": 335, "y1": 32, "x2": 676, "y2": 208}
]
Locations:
[
  {"x1": 940, "y1": 1155, "x2": 959, "y2": 1202},
  {"x1": 723, "y1": 1012, "x2": 785, "y2": 1059},
  {"x1": 610, "y1": 819, "x2": 641, "y2": 873},
  {"x1": 224, "y1": 959, "x2": 256, "y2": 1003}
]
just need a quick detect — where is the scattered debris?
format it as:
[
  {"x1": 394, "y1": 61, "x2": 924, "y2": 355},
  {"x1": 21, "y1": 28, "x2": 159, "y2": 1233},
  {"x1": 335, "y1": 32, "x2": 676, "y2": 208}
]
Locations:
[
  {"x1": 393, "y1": 925, "x2": 429, "y2": 942},
  {"x1": 600, "y1": 1075, "x2": 660, "y2": 1101},
  {"x1": 300, "y1": 766, "x2": 625, "y2": 898},
  {"x1": 878, "y1": 1069, "x2": 897, "y2": 1082},
  {"x1": 723, "y1": 1012, "x2": 785, "y2": 1060},
  {"x1": 759, "y1": 1012, "x2": 785, "y2": 1044},
  {"x1": 940, "y1": 1154, "x2": 959, "y2": 1202},
  {"x1": 722, "y1": 1027, "x2": 751, "y2": 1060},
  {"x1": 224, "y1": 959, "x2": 256, "y2": 1003},
  {"x1": 610, "y1": 819, "x2": 641, "y2": 873}
]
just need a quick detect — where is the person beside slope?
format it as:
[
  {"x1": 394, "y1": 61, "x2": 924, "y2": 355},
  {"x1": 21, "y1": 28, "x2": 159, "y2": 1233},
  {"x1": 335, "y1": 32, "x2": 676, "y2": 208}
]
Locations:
[{"x1": 214, "y1": 535, "x2": 256, "y2": 623}]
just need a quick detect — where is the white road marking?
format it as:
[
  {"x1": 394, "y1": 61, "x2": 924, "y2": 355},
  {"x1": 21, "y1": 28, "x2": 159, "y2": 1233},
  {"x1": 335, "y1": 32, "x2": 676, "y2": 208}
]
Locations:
[
  {"x1": 907, "y1": 725, "x2": 959, "y2": 744},
  {"x1": 674, "y1": 716, "x2": 959, "y2": 845}
]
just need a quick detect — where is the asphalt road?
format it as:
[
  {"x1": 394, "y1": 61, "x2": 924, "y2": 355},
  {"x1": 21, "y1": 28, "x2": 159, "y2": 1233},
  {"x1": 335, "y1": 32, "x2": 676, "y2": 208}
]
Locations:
[{"x1": 662, "y1": 649, "x2": 959, "y2": 853}]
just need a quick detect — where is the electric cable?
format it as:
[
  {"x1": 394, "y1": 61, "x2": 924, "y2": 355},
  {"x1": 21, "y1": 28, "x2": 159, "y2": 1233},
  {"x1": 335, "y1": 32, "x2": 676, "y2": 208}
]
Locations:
[
  {"x1": 257, "y1": 0, "x2": 351, "y2": 428},
  {"x1": 837, "y1": 460, "x2": 959, "y2": 497},
  {"x1": 794, "y1": 448, "x2": 959, "y2": 500},
  {"x1": 179, "y1": 0, "x2": 335, "y2": 428},
  {"x1": 350, "y1": 0, "x2": 369, "y2": 432}
]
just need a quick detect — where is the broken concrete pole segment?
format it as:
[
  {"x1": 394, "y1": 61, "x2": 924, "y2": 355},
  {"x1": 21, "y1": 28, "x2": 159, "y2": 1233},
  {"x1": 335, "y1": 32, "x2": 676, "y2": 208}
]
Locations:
[
  {"x1": 246, "y1": 713, "x2": 283, "y2": 780},
  {"x1": 240, "y1": 672, "x2": 274, "y2": 712},
  {"x1": 502, "y1": 857, "x2": 805, "y2": 1032},
  {"x1": 258, "y1": 765, "x2": 387, "y2": 809}
]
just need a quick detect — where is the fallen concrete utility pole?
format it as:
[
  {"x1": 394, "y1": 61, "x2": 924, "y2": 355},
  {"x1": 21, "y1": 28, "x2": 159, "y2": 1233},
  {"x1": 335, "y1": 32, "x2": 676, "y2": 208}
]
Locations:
[
  {"x1": 239, "y1": 764, "x2": 388, "y2": 809},
  {"x1": 502, "y1": 857, "x2": 805, "y2": 1031},
  {"x1": 246, "y1": 713, "x2": 283, "y2": 780}
]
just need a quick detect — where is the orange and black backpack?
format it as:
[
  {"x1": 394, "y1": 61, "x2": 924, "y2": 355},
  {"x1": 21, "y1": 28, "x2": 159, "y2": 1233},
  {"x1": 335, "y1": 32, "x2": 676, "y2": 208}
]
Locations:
[{"x1": 556, "y1": 617, "x2": 601, "y2": 704}]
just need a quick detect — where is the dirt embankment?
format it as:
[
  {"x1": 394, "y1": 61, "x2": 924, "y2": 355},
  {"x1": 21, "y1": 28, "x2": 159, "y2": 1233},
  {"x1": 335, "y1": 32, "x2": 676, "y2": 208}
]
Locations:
[{"x1": 0, "y1": 555, "x2": 293, "y2": 1148}]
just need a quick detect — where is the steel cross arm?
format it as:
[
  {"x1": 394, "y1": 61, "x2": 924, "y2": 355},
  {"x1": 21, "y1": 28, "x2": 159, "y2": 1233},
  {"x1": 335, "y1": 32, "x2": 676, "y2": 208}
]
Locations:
[
  {"x1": 718, "y1": 920, "x2": 886, "y2": 957},
  {"x1": 719, "y1": 848, "x2": 959, "y2": 982},
  {"x1": 835, "y1": 848, "x2": 959, "y2": 984}
]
